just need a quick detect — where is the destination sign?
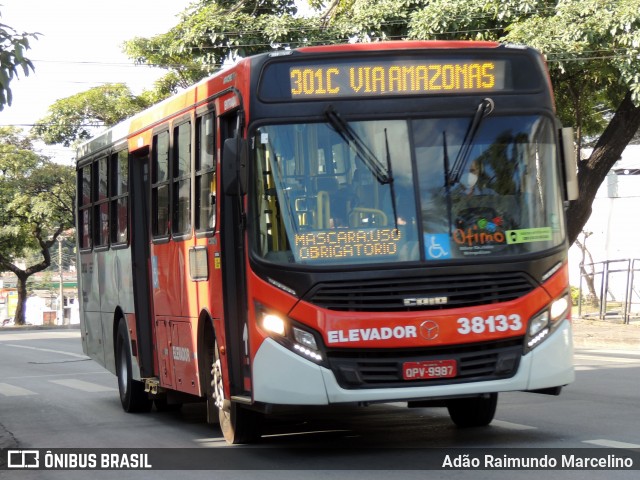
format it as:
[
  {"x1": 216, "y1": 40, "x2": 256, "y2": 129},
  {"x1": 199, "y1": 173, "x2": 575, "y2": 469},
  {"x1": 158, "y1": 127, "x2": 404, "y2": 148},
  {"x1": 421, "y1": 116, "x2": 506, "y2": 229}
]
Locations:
[
  {"x1": 289, "y1": 60, "x2": 506, "y2": 98},
  {"x1": 294, "y1": 228, "x2": 402, "y2": 261}
]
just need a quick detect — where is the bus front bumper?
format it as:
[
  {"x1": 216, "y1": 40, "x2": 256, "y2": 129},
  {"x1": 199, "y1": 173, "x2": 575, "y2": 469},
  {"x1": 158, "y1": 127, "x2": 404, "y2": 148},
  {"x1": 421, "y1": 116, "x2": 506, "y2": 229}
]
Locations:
[{"x1": 252, "y1": 320, "x2": 574, "y2": 405}]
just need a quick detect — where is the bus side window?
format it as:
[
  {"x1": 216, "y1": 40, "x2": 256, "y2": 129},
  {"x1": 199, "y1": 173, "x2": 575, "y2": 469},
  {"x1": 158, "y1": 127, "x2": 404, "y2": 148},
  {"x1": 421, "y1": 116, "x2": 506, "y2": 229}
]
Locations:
[
  {"x1": 78, "y1": 163, "x2": 93, "y2": 249},
  {"x1": 93, "y1": 156, "x2": 109, "y2": 248},
  {"x1": 152, "y1": 131, "x2": 170, "y2": 238},
  {"x1": 196, "y1": 111, "x2": 216, "y2": 231},
  {"x1": 110, "y1": 149, "x2": 129, "y2": 245},
  {"x1": 172, "y1": 121, "x2": 192, "y2": 237}
]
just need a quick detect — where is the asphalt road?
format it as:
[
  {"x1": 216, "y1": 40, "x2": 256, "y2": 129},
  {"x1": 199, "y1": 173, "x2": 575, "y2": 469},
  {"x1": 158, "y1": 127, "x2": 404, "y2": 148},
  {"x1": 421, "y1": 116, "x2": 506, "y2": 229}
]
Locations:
[{"x1": 1, "y1": 326, "x2": 639, "y2": 480}]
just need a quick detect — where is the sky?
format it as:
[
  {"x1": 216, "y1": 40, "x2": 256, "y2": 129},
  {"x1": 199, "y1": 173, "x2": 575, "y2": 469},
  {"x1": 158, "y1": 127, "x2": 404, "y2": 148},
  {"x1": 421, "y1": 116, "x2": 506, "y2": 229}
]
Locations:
[{"x1": 0, "y1": 0, "x2": 193, "y2": 162}]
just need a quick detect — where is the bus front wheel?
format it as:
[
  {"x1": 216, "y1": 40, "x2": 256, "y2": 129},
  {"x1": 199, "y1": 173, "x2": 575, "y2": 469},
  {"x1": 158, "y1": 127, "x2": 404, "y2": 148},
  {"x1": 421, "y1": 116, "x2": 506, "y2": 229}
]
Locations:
[
  {"x1": 209, "y1": 341, "x2": 261, "y2": 444},
  {"x1": 115, "y1": 320, "x2": 153, "y2": 413},
  {"x1": 446, "y1": 393, "x2": 497, "y2": 428}
]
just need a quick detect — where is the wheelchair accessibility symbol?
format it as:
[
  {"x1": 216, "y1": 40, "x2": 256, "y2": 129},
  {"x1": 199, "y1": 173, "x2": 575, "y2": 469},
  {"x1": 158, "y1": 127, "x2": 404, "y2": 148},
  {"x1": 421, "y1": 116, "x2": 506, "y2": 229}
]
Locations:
[{"x1": 424, "y1": 234, "x2": 452, "y2": 260}]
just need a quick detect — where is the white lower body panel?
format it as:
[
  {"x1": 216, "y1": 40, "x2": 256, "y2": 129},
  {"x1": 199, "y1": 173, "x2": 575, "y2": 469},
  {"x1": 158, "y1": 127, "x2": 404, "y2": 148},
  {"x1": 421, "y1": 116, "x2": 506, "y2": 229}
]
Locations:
[{"x1": 252, "y1": 320, "x2": 574, "y2": 405}]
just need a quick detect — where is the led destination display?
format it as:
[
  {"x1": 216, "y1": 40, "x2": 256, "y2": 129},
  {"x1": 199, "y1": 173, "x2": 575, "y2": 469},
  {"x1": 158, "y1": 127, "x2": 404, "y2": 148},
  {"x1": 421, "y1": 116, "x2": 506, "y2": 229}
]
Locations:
[
  {"x1": 289, "y1": 60, "x2": 506, "y2": 98},
  {"x1": 294, "y1": 228, "x2": 402, "y2": 261}
]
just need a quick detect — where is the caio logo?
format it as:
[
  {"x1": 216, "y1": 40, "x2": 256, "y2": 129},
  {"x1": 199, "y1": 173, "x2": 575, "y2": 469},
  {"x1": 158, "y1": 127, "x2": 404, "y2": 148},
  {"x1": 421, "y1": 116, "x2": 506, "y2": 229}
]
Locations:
[{"x1": 403, "y1": 297, "x2": 448, "y2": 307}]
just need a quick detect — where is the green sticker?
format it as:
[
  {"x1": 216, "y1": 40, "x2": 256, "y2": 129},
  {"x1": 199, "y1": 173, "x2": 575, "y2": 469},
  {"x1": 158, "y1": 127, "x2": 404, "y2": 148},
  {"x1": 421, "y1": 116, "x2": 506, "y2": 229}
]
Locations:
[{"x1": 505, "y1": 227, "x2": 553, "y2": 244}]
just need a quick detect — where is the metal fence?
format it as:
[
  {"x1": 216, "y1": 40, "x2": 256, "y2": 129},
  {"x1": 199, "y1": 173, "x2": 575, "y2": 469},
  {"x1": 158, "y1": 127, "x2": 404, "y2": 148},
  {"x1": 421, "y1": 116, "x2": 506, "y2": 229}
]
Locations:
[{"x1": 578, "y1": 259, "x2": 640, "y2": 324}]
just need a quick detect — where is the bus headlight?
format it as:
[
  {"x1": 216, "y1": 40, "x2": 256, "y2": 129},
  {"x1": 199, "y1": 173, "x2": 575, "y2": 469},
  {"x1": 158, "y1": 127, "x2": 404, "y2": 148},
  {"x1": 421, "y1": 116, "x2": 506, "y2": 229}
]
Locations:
[
  {"x1": 262, "y1": 314, "x2": 286, "y2": 336},
  {"x1": 526, "y1": 311, "x2": 550, "y2": 351},
  {"x1": 529, "y1": 311, "x2": 549, "y2": 338},
  {"x1": 550, "y1": 295, "x2": 570, "y2": 321},
  {"x1": 257, "y1": 305, "x2": 325, "y2": 364},
  {"x1": 525, "y1": 294, "x2": 570, "y2": 353},
  {"x1": 293, "y1": 327, "x2": 319, "y2": 350},
  {"x1": 292, "y1": 327, "x2": 323, "y2": 362}
]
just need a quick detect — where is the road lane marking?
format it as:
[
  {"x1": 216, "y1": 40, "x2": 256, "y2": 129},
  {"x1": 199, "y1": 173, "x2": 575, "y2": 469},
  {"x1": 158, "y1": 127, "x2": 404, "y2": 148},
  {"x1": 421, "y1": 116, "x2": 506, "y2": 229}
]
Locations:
[
  {"x1": 574, "y1": 354, "x2": 639, "y2": 364},
  {"x1": 491, "y1": 420, "x2": 537, "y2": 431},
  {"x1": 0, "y1": 383, "x2": 38, "y2": 397},
  {"x1": 576, "y1": 349, "x2": 640, "y2": 357},
  {"x1": 49, "y1": 379, "x2": 117, "y2": 392},
  {"x1": 573, "y1": 352, "x2": 640, "y2": 372},
  {"x1": 574, "y1": 364, "x2": 637, "y2": 371},
  {"x1": 583, "y1": 439, "x2": 640, "y2": 449},
  {"x1": 2, "y1": 343, "x2": 88, "y2": 359}
]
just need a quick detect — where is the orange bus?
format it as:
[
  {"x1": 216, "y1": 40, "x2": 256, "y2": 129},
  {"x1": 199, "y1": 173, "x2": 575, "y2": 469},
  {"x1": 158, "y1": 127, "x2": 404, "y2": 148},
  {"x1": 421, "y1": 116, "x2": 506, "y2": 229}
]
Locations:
[{"x1": 76, "y1": 41, "x2": 578, "y2": 444}]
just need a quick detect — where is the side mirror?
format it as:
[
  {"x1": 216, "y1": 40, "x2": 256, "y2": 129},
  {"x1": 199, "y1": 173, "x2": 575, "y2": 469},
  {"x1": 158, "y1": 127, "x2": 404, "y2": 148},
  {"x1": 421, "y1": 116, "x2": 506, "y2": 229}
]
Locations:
[
  {"x1": 560, "y1": 127, "x2": 579, "y2": 201},
  {"x1": 222, "y1": 137, "x2": 248, "y2": 196}
]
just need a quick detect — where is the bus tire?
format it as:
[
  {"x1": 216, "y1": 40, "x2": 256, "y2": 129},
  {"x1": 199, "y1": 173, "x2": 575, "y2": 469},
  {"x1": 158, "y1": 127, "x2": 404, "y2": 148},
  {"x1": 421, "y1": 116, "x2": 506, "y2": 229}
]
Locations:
[
  {"x1": 210, "y1": 340, "x2": 261, "y2": 444},
  {"x1": 446, "y1": 393, "x2": 497, "y2": 428},
  {"x1": 115, "y1": 320, "x2": 153, "y2": 413}
]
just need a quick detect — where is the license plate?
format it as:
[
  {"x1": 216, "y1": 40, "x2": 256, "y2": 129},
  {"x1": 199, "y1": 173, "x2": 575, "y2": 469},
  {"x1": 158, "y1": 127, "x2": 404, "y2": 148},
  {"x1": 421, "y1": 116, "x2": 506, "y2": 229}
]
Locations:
[{"x1": 402, "y1": 359, "x2": 457, "y2": 380}]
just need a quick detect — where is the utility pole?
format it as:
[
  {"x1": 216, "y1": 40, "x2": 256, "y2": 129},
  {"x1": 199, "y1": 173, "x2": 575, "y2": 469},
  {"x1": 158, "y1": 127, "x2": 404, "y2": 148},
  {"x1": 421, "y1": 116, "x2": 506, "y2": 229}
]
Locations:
[{"x1": 58, "y1": 236, "x2": 64, "y2": 325}]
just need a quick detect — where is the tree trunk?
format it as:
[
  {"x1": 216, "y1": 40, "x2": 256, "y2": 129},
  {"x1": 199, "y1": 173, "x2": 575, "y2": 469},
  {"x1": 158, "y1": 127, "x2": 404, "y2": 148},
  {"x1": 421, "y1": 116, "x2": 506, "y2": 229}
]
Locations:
[
  {"x1": 2, "y1": 229, "x2": 59, "y2": 325},
  {"x1": 13, "y1": 272, "x2": 29, "y2": 326},
  {"x1": 575, "y1": 235, "x2": 599, "y2": 308},
  {"x1": 567, "y1": 91, "x2": 640, "y2": 244}
]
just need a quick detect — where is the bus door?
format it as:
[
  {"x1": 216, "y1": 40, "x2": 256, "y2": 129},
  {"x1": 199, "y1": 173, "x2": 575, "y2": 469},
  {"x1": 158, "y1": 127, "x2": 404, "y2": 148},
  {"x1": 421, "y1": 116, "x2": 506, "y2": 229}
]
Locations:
[
  {"x1": 219, "y1": 109, "x2": 252, "y2": 400},
  {"x1": 129, "y1": 147, "x2": 155, "y2": 379}
]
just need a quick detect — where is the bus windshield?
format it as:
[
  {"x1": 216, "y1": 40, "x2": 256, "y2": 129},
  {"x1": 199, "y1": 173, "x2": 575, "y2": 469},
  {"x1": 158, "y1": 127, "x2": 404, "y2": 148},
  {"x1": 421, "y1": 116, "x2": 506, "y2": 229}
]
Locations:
[{"x1": 252, "y1": 115, "x2": 565, "y2": 265}]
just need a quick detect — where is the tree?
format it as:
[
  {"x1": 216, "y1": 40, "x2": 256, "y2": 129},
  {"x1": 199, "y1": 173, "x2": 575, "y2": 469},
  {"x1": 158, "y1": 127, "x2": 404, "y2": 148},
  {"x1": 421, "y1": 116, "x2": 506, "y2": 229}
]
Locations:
[
  {"x1": 122, "y1": 0, "x2": 326, "y2": 96},
  {"x1": 0, "y1": 127, "x2": 75, "y2": 325},
  {"x1": 120, "y1": 1, "x2": 416, "y2": 90},
  {"x1": 0, "y1": 13, "x2": 38, "y2": 110},
  {"x1": 32, "y1": 83, "x2": 154, "y2": 146}
]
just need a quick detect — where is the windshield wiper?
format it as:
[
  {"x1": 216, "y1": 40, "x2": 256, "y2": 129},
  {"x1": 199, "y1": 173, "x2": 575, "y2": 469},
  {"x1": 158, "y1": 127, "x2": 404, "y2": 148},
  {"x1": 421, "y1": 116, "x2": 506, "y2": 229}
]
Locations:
[
  {"x1": 384, "y1": 128, "x2": 399, "y2": 230},
  {"x1": 325, "y1": 106, "x2": 392, "y2": 185},
  {"x1": 443, "y1": 131, "x2": 453, "y2": 235},
  {"x1": 449, "y1": 98, "x2": 494, "y2": 184}
]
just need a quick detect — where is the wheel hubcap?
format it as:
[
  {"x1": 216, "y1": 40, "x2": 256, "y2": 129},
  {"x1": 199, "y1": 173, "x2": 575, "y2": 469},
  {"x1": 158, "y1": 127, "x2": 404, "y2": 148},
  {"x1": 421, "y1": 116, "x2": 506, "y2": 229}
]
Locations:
[
  {"x1": 119, "y1": 347, "x2": 128, "y2": 392},
  {"x1": 211, "y1": 358, "x2": 225, "y2": 410}
]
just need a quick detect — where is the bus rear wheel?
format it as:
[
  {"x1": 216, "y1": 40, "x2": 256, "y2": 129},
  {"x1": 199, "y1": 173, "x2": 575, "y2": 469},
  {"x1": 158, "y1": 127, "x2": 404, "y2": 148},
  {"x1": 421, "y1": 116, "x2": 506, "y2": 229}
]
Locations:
[
  {"x1": 115, "y1": 320, "x2": 153, "y2": 413},
  {"x1": 446, "y1": 393, "x2": 497, "y2": 428},
  {"x1": 209, "y1": 341, "x2": 261, "y2": 444}
]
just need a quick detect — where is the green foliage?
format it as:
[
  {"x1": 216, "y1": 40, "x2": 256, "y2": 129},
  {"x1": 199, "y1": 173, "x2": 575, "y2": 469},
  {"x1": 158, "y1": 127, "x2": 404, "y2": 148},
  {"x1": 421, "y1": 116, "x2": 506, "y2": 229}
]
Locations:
[
  {"x1": 0, "y1": 127, "x2": 75, "y2": 263},
  {"x1": 571, "y1": 285, "x2": 581, "y2": 306},
  {"x1": 122, "y1": 0, "x2": 338, "y2": 91},
  {"x1": 324, "y1": 0, "x2": 424, "y2": 42},
  {"x1": 407, "y1": 0, "x2": 640, "y2": 137},
  {"x1": 0, "y1": 127, "x2": 75, "y2": 324},
  {"x1": 502, "y1": 0, "x2": 640, "y2": 141},
  {"x1": 33, "y1": 83, "x2": 153, "y2": 146},
  {"x1": 0, "y1": 13, "x2": 38, "y2": 111}
]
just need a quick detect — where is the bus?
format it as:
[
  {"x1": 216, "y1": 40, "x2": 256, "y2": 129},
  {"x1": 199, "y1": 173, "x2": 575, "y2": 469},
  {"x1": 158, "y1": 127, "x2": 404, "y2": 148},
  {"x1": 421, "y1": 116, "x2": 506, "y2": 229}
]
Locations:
[{"x1": 76, "y1": 40, "x2": 578, "y2": 444}]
